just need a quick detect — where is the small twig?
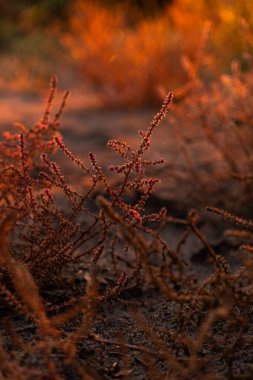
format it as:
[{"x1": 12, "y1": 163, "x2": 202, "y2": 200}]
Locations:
[{"x1": 88, "y1": 332, "x2": 155, "y2": 356}]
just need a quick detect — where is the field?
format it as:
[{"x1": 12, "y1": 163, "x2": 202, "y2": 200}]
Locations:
[{"x1": 1, "y1": 1, "x2": 253, "y2": 379}]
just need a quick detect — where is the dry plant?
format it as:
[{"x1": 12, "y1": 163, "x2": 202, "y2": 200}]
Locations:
[
  {"x1": 1, "y1": 74, "x2": 253, "y2": 379},
  {"x1": 63, "y1": 0, "x2": 253, "y2": 106},
  {"x1": 156, "y1": 53, "x2": 253, "y2": 209},
  {"x1": 63, "y1": 1, "x2": 187, "y2": 106}
]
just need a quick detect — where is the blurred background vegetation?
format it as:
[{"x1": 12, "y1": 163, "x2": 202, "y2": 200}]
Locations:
[{"x1": 0, "y1": 0, "x2": 253, "y2": 104}]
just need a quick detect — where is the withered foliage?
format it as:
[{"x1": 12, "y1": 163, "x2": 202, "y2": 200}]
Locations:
[{"x1": 1, "y1": 75, "x2": 253, "y2": 379}]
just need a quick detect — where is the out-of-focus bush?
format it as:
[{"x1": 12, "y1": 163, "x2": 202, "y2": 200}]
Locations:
[
  {"x1": 64, "y1": 1, "x2": 187, "y2": 106},
  {"x1": 64, "y1": 0, "x2": 253, "y2": 106},
  {"x1": 169, "y1": 0, "x2": 253, "y2": 75}
]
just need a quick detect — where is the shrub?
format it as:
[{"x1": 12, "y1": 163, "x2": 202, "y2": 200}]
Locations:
[
  {"x1": 0, "y1": 76, "x2": 175, "y2": 289},
  {"x1": 152, "y1": 59, "x2": 253, "y2": 211},
  {"x1": 64, "y1": 0, "x2": 253, "y2": 106},
  {"x1": 1, "y1": 75, "x2": 253, "y2": 379},
  {"x1": 63, "y1": 1, "x2": 186, "y2": 106}
]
